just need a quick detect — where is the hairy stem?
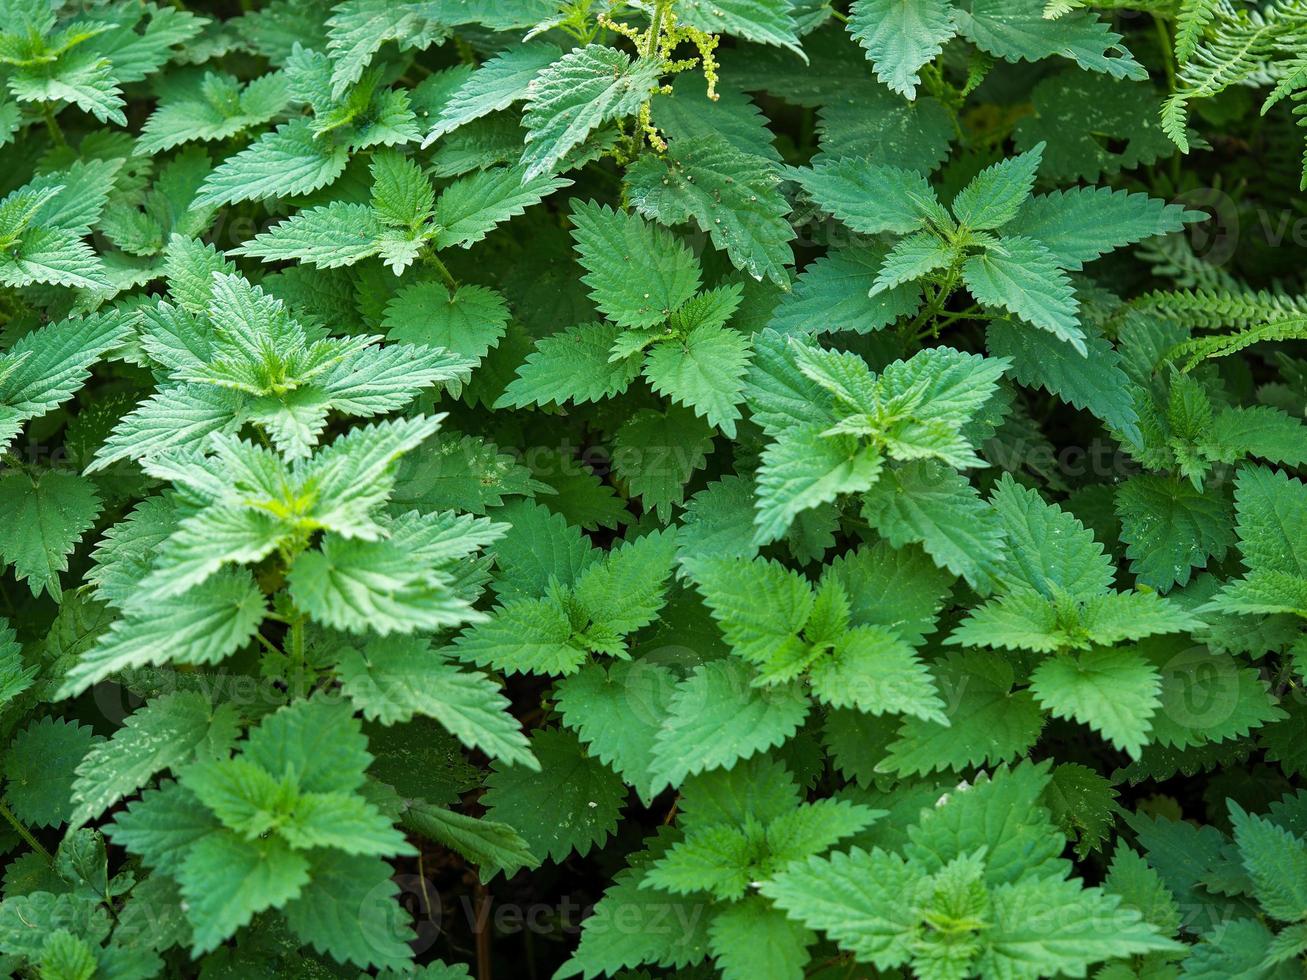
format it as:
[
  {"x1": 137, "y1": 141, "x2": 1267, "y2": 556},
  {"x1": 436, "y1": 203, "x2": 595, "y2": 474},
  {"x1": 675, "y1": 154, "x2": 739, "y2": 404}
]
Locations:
[
  {"x1": 0, "y1": 801, "x2": 50, "y2": 862},
  {"x1": 41, "y1": 106, "x2": 65, "y2": 148},
  {"x1": 474, "y1": 879, "x2": 493, "y2": 980},
  {"x1": 644, "y1": 0, "x2": 670, "y2": 58},
  {"x1": 423, "y1": 249, "x2": 460, "y2": 291},
  {"x1": 253, "y1": 629, "x2": 283, "y2": 659},
  {"x1": 905, "y1": 265, "x2": 962, "y2": 339},
  {"x1": 289, "y1": 615, "x2": 307, "y2": 699}
]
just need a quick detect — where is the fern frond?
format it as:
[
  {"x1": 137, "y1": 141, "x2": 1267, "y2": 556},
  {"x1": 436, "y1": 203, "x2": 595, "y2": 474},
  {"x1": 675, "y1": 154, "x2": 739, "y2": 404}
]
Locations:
[
  {"x1": 1162, "y1": 316, "x2": 1307, "y2": 370},
  {"x1": 1134, "y1": 233, "x2": 1239, "y2": 290},
  {"x1": 1175, "y1": 0, "x2": 1232, "y2": 64},
  {"x1": 1043, "y1": 0, "x2": 1172, "y2": 16},
  {"x1": 1135, "y1": 286, "x2": 1307, "y2": 369},
  {"x1": 1164, "y1": 1, "x2": 1307, "y2": 150},
  {"x1": 1132, "y1": 286, "x2": 1307, "y2": 329}
]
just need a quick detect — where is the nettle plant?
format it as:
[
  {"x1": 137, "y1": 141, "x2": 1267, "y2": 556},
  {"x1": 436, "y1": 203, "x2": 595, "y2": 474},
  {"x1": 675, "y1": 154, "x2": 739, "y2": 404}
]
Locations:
[{"x1": 0, "y1": 0, "x2": 1305, "y2": 977}]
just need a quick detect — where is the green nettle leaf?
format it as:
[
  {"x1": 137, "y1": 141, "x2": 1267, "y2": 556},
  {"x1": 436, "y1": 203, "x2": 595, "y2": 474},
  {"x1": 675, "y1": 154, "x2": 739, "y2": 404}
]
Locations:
[
  {"x1": 677, "y1": 0, "x2": 805, "y2": 53},
  {"x1": 1029, "y1": 647, "x2": 1162, "y2": 758},
  {"x1": 762, "y1": 763, "x2": 1180, "y2": 976},
  {"x1": 769, "y1": 244, "x2": 924, "y2": 335},
  {"x1": 0, "y1": 309, "x2": 133, "y2": 448},
  {"x1": 569, "y1": 199, "x2": 701, "y2": 329},
  {"x1": 1198, "y1": 465, "x2": 1307, "y2": 620},
  {"x1": 612, "y1": 404, "x2": 714, "y2": 519},
  {"x1": 748, "y1": 333, "x2": 1008, "y2": 546},
  {"x1": 686, "y1": 554, "x2": 948, "y2": 724},
  {"x1": 0, "y1": 164, "x2": 118, "y2": 289},
  {"x1": 1116, "y1": 473, "x2": 1235, "y2": 591},
  {"x1": 69, "y1": 692, "x2": 240, "y2": 828},
  {"x1": 795, "y1": 158, "x2": 949, "y2": 236},
  {"x1": 179, "y1": 832, "x2": 311, "y2": 954},
  {"x1": 862, "y1": 460, "x2": 1006, "y2": 593},
  {"x1": 954, "y1": 0, "x2": 1148, "y2": 79},
  {"x1": 650, "y1": 658, "x2": 809, "y2": 790},
  {"x1": 627, "y1": 132, "x2": 796, "y2": 285},
  {"x1": 334, "y1": 635, "x2": 536, "y2": 769},
  {"x1": 0, "y1": 2, "x2": 1294, "y2": 975},
  {"x1": 950, "y1": 143, "x2": 1045, "y2": 230},
  {"x1": 482, "y1": 728, "x2": 626, "y2": 862},
  {"x1": 56, "y1": 568, "x2": 269, "y2": 697},
  {"x1": 986, "y1": 316, "x2": 1141, "y2": 440},
  {"x1": 962, "y1": 235, "x2": 1083, "y2": 348},
  {"x1": 0, "y1": 470, "x2": 101, "y2": 598},
  {"x1": 520, "y1": 45, "x2": 663, "y2": 180},
  {"x1": 420, "y1": 43, "x2": 562, "y2": 146},
  {"x1": 555, "y1": 660, "x2": 678, "y2": 804},
  {"x1": 796, "y1": 145, "x2": 1194, "y2": 354},
  {"x1": 949, "y1": 476, "x2": 1200, "y2": 665},
  {"x1": 136, "y1": 71, "x2": 292, "y2": 155},
  {"x1": 848, "y1": 0, "x2": 958, "y2": 99},
  {"x1": 1014, "y1": 72, "x2": 1176, "y2": 181},
  {"x1": 400, "y1": 801, "x2": 540, "y2": 881},
  {"x1": 3, "y1": 717, "x2": 102, "y2": 828},
  {"x1": 496, "y1": 321, "x2": 642, "y2": 409}
]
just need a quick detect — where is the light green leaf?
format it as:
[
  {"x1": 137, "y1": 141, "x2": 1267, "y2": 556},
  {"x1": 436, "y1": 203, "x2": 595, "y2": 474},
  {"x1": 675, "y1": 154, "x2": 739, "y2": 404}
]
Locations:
[
  {"x1": 628, "y1": 133, "x2": 794, "y2": 285},
  {"x1": 1030, "y1": 647, "x2": 1162, "y2": 758},
  {"x1": 570, "y1": 199, "x2": 701, "y2": 330},
  {"x1": 496, "y1": 321, "x2": 641, "y2": 409},
  {"x1": 862, "y1": 460, "x2": 1005, "y2": 593},
  {"x1": 70, "y1": 692, "x2": 239, "y2": 827},
  {"x1": 644, "y1": 324, "x2": 752, "y2": 437},
  {"x1": 282, "y1": 851, "x2": 416, "y2": 971},
  {"x1": 795, "y1": 157, "x2": 947, "y2": 235},
  {"x1": 954, "y1": 0, "x2": 1147, "y2": 80},
  {"x1": 178, "y1": 831, "x2": 310, "y2": 955},
  {"x1": 755, "y1": 425, "x2": 882, "y2": 545},
  {"x1": 1005, "y1": 186, "x2": 1197, "y2": 270},
  {"x1": 520, "y1": 45, "x2": 662, "y2": 180},
  {"x1": 57, "y1": 569, "x2": 267, "y2": 698},
  {"x1": 433, "y1": 165, "x2": 573, "y2": 249},
  {"x1": 951, "y1": 142, "x2": 1044, "y2": 230},
  {"x1": 848, "y1": 0, "x2": 957, "y2": 99},
  {"x1": 335, "y1": 636, "x2": 536, "y2": 769},
  {"x1": 421, "y1": 43, "x2": 561, "y2": 145},
  {"x1": 650, "y1": 659, "x2": 809, "y2": 790},
  {"x1": 678, "y1": 0, "x2": 804, "y2": 53},
  {"x1": 963, "y1": 236, "x2": 1083, "y2": 351},
  {"x1": 708, "y1": 897, "x2": 814, "y2": 980},
  {"x1": 0, "y1": 470, "x2": 100, "y2": 599}
]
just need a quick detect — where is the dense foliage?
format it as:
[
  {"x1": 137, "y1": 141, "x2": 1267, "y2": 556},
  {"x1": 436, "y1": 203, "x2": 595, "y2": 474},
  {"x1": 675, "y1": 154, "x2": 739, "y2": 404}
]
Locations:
[{"x1": 0, "y1": 0, "x2": 1304, "y2": 977}]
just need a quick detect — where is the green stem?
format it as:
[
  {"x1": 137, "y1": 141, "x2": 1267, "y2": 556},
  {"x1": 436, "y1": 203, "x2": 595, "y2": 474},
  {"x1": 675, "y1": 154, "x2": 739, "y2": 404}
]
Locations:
[
  {"x1": 0, "y1": 801, "x2": 51, "y2": 862},
  {"x1": 41, "y1": 105, "x2": 65, "y2": 148},
  {"x1": 645, "y1": 0, "x2": 670, "y2": 58},
  {"x1": 927, "y1": 304, "x2": 997, "y2": 331},
  {"x1": 454, "y1": 36, "x2": 479, "y2": 67},
  {"x1": 1152, "y1": 14, "x2": 1177, "y2": 94},
  {"x1": 1151, "y1": 14, "x2": 1183, "y2": 186},
  {"x1": 905, "y1": 265, "x2": 962, "y2": 339},
  {"x1": 423, "y1": 249, "x2": 459, "y2": 291},
  {"x1": 254, "y1": 630, "x2": 283, "y2": 659},
  {"x1": 289, "y1": 615, "x2": 307, "y2": 699}
]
